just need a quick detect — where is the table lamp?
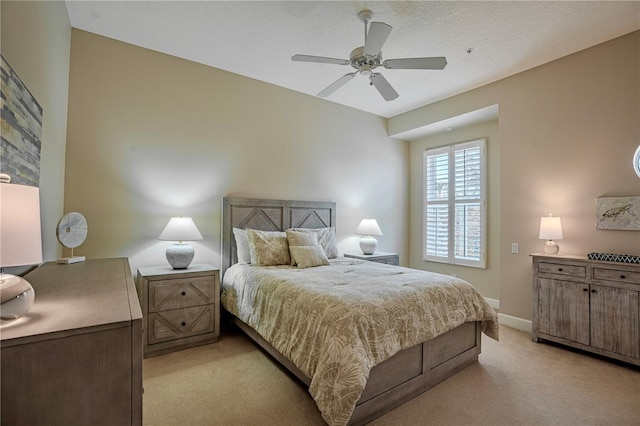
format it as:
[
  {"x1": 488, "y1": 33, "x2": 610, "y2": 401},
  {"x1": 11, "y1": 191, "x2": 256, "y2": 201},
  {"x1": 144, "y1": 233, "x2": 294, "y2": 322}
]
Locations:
[
  {"x1": 355, "y1": 218, "x2": 383, "y2": 255},
  {"x1": 0, "y1": 180, "x2": 43, "y2": 320},
  {"x1": 539, "y1": 214, "x2": 563, "y2": 255},
  {"x1": 158, "y1": 216, "x2": 203, "y2": 269}
]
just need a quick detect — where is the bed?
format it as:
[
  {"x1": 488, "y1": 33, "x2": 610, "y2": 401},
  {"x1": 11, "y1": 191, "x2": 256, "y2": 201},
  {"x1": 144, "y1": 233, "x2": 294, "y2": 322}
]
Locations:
[{"x1": 220, "y1": 197, "x2": 498, "y2": 426}]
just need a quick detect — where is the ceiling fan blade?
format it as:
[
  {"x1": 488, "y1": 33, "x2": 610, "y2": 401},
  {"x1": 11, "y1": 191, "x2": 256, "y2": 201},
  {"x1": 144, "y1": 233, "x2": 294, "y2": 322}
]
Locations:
[
  {"x1": 318, "y1": 73, "x2": 357, "y2": 97},
  {"x1": 363, "y1": 22, "x2": 392, "y2": 57},
  {"x1": 292, "y1": 54, "x2": 350, "y2": 66},
  {"x1": 383, "y1": 57, "x2": 447, "y2": 70},
  {"x1": 370, "y1": 73, "x2": 399, "y2": 101}
]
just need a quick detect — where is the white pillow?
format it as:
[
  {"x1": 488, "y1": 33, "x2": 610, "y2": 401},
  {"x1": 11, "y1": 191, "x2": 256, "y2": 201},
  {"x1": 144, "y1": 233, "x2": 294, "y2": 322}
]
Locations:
[{"x1": 233, "y1": 228, "x2": 251, "y2": 264}]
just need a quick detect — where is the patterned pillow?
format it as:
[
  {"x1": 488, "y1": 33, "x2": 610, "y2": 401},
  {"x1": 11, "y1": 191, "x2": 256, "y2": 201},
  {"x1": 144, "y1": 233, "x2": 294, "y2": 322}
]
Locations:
[
  {"x1": 290, "y1": 227, "x2": 339, "y2": 259},
  {"x1": 286, "y1": 229, "x2": 318, "y2": 246},
  {"x1": 233, "y1": 228, "x2": 251, "y2": 264},
  {"x1": 247, "y1": 229, "x2": 291, "y2": 266},
  {"x1": 289, "y1": 245, "x2": 330, "y2": 269},
  {"x1": 286, "y1": 229, "x2": 319, "y2": 266}
]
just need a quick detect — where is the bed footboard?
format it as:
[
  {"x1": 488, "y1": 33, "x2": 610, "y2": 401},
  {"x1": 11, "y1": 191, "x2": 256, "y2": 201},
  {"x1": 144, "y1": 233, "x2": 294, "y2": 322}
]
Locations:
[
  {"x1": 230, "y1": 315, "x2": 481, "y2": 425},
  {"x1": 350, "y1": 321, "x2": 481, "y2": 425}
]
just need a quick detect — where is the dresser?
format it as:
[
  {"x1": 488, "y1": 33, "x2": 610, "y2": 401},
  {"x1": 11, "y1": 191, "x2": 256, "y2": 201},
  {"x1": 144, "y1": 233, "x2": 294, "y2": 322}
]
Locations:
[
  {"x1": 1, "y1": 258, "x2": 143, "y2": 425},
  {"x1": 136, "y1": 264, "x2": 220, "y2": 357},
  {"x1": 344, "y1": 251, "x2": 400, "y2": 266},
  {"x1": 531, "y1": 254, "x2": 640, "y2": 366}
]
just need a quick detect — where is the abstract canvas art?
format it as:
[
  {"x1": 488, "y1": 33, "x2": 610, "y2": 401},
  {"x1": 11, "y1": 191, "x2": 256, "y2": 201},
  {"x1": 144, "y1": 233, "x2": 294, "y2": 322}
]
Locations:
[
  {"x1": 596, "y1": 196, "x2": 640, "y2": 231},
  {"x1": 0, "y1": 55, "x2": 42, "y2": 187}
]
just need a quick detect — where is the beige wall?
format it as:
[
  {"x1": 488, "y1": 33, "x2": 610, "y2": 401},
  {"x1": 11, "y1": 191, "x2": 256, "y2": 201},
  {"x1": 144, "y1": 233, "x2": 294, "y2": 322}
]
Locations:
[
  {"x1": 64, "y1": 30, "x2": 409, "y2": 275},
  {"x1": 394, "y1": 31, "x2": 640, "y2": 322},
  {"x1": 5, "y1": 4, "x2": 637, "y2": 326},
  {"x1": 409, "y1": 120, "x2": 501, "y2": 302},
  {"x1": 1, "y1": 1, "x2": 71, "y2": 263}
]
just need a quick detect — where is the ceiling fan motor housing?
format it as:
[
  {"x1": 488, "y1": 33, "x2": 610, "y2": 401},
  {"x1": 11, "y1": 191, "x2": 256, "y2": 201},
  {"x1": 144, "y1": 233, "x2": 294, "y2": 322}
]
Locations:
[{"x1": 350, "y1": 46, "x2": 382, "y2": 75}]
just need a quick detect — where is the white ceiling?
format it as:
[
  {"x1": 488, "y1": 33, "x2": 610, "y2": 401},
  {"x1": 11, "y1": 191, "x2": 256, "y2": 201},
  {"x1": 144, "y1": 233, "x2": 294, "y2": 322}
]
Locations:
[{"x1": 65, "y1": 1, "x2": 640, "y2": 119}]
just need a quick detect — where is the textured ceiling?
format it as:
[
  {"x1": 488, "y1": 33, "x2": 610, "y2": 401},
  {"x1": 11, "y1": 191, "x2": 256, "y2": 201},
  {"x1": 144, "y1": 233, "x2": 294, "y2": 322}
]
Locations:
[{"x1": 65, "y1": 1, "x2": 640, "y2": 118}]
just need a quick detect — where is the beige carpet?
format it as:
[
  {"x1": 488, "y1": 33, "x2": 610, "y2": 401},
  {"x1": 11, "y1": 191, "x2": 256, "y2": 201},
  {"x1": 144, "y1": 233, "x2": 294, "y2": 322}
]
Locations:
[{"x1": 143, "y1": 324, "x2": 640, "y2": 426}]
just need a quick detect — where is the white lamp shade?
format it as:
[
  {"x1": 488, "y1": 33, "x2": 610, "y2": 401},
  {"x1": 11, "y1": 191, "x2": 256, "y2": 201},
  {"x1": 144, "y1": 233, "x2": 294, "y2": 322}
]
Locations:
[
  {"x1": 1, "y1": 183, "x2": 43, "y2": 267},
  {"x1": 539, "y1": 216, "x2": 563, "y2": 240},
  {"x1": 355, "y1": 219, "x2": 383, "y2": 236},
  {"x1": 158, "y1": 217, "x2": 203, "y2": 242}
]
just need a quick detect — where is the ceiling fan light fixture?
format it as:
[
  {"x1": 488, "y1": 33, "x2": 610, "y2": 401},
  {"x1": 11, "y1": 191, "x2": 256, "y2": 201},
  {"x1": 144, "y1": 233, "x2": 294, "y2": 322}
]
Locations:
[{"x1": 359, "y1": 65, "x2": 373, "y2": 76}]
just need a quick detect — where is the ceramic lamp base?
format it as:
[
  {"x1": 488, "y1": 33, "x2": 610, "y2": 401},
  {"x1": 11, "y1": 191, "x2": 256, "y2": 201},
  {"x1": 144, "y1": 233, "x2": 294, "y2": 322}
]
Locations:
[
  {"x1": 544, "y1": 240, "x2": 560, "y2": 255},
  {"x1": 359, "y1": 236, "x2": 378, "y2": 255},
  {"x1": 166, "y1": 243, "x2": 194, "y2": 269},
  {"x1": 0, "y1": 274, "x2": 35, "y2": 320}
]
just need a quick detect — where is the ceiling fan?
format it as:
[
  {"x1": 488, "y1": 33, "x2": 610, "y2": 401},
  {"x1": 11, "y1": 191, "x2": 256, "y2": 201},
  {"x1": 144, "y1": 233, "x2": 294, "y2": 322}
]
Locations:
[{"x1": 292, "y1": 9, "x2": 447, "y2": 101}]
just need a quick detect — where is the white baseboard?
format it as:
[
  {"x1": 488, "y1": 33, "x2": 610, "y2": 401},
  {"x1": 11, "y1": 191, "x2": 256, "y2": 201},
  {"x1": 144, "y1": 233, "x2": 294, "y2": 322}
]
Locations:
[
  {"x1": 484, "y1": 297, "x2": 500, "y2": 310},
  {"x1": 497, "y1": 313, "x2": 532, "y2": 333},
  {"x1": 483, "y1": 297, "x2": 531, "y2": 332}
]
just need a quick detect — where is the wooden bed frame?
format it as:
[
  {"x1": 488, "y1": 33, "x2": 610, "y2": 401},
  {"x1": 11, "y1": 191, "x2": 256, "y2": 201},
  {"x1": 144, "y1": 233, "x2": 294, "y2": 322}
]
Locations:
[{"x1": 221, "y1": 197, "x2": 482, "y2": 425}]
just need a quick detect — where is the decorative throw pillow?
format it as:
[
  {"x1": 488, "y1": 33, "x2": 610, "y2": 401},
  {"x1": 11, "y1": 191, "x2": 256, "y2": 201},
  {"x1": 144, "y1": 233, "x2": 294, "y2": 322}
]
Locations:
[
  {"x1": 289, "y1": 245, "x2": 330, "y2": 269},
  {"x1": 247, "y1": 229, "x2": 290, "y2": 266},
  {"x1": 317, "y1": 227, "x2": 339, "y2": 259},
  {"x1": 286, "y1": 229, "x2": 318, "y2": 247},
  {"x1": 290, "y1": 227, "x2": 339, "y2": 259},
  {"x1": 233, "y1": 228, "x2": 251, "y2": 264},
  {"x1": 286, "y1": 229, "x2": 319, "y2": 266}
]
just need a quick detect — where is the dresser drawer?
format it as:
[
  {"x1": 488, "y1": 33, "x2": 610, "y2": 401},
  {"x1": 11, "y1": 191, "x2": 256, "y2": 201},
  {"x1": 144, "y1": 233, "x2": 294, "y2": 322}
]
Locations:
[
  {"x1": 593, "y1": 268, "x2": 640, "y2": 285},
  {"x1": 538, "y1": 262, "x2": 586, "y2": 278},
  {"x1": 149, "y1": 276, "x2": 214, "y2": 312},
  {"x1": 148, "y1": 305, "x2": 215, "y2": 344}
]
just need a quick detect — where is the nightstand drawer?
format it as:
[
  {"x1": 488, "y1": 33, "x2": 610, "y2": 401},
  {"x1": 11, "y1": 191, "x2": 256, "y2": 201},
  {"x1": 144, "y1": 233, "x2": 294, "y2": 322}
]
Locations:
[
  {"x1": 593, "y1": 268, "x2": 640, "y2": 285},
  {"x1": 137, "y1": 264, "x2": 220, "y2": 357},
  {"x1": 344, "y1": 252, "x2": 399, "y2": 265},
  {"x1": 149, "y1": 276, "x2": 214, "y2": 312},
  {"x1": 148, "y1": 305, "x2": 215, "y2": 344},
  {"x1": 538, "y1": 262, "x2": 586, "y2": 278},
  {"x1": 376, "y1": 256, "x2": 399, "y2": 266}
]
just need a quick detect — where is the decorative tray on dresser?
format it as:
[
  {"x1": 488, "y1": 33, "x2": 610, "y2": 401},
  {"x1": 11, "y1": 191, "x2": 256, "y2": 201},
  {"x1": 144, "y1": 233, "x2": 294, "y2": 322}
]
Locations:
[{"x1": 531, "y1": 254, "x2": 640, "y2": 366}]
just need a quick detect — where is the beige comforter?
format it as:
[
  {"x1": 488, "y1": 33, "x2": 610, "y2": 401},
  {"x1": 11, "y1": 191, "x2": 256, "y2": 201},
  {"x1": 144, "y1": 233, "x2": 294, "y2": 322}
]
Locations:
[{"x1": 221, "y1": 257, "x2": 498, "y2": 426}]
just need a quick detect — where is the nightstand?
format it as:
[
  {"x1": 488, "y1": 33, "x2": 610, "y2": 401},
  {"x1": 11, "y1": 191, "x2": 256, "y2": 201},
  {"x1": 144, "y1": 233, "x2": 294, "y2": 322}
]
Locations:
[
  {"x1": 344, "y1": 252, "x2": 399, "y2": 266},
  {"x1": 136, "y1": 264, "x2": 219, "y2": 358}
]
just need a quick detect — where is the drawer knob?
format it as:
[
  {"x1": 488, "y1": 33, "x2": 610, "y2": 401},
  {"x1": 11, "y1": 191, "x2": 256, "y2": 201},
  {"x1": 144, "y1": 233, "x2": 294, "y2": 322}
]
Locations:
[
  {"x1": 620, "y1": 275, "x2": 626, "y2": 279},
  {"x1": 181, "y1": 322, "x2": 186, "y2": 327},
  {"x1": 583, "y1": 288, "x2": 588, "y2": 292},
  {"x1": 591, "y1": 289, "x2": 597, "y2": 293},
  {"x1": 181, "y1": 291, "x2": 186, "y2": 296},
  {"x1": 558, "y1": 268, "x2": 563, "y2": 272}
]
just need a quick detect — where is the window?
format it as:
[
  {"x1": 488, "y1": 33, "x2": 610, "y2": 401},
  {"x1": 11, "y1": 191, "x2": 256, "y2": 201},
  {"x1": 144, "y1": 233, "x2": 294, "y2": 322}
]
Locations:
[{"x1": 423, "y1": 139, "x2": 486, "y2": 268}]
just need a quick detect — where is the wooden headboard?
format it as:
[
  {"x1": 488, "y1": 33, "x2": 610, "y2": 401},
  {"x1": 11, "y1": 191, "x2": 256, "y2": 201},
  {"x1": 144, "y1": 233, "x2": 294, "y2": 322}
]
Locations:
[{"x1": 221, "y1": 197, "x2": 336, "y2": 277}]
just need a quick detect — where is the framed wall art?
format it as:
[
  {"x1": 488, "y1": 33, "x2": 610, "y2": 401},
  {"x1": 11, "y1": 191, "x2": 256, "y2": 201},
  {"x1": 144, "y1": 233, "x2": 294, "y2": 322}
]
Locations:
[
  {"x1": 1, "y1": 55, "x2": 43, "y2": 187},
  {"x1": 595, "y1": 196, "x2": 640, "y2": 231}
]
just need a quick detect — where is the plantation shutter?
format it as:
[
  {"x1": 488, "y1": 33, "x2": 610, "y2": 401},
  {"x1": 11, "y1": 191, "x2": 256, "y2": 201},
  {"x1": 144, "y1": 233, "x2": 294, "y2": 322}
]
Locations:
[{"x1": 424, "y1": 140, "x2": 486, "y2": 268}]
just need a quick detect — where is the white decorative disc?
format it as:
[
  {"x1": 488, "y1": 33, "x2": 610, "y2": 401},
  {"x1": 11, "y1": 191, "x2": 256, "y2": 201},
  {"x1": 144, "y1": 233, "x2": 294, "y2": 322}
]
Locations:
[{"x1": 57, "y1": 212, "x2": 88, "y2": 249}]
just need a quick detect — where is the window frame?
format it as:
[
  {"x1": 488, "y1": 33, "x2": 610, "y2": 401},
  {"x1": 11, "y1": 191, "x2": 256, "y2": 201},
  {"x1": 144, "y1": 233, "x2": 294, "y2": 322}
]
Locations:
[{"x1": 422, "y1": 139, "x2": 487, "y2": 268}]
